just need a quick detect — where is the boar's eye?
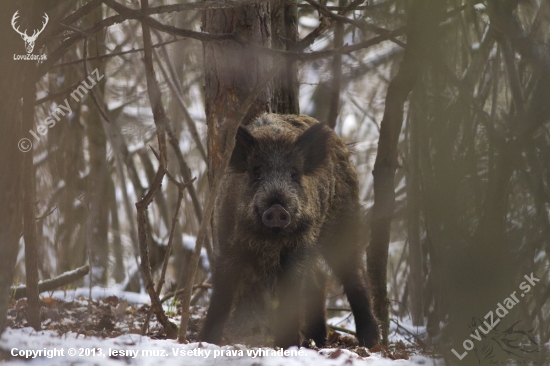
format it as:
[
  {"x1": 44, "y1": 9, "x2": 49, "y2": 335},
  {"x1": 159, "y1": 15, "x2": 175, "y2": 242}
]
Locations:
[
  {"x1": 253, "y1": 167, "x2": 263, "y2": 181},
  {"x1": 289, "y1": 172, "x2": 298, "y2": 180}
]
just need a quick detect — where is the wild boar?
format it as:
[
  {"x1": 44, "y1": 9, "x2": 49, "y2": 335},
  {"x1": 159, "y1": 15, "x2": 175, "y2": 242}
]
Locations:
[{"x1": 199, "y1": 113, "x2": 379, "y2": 348}]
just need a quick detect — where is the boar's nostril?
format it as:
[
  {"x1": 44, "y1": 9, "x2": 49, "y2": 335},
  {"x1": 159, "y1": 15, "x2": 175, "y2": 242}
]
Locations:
[{"x1": 262, "y1": 204, "x2": 291, "y2": 228}]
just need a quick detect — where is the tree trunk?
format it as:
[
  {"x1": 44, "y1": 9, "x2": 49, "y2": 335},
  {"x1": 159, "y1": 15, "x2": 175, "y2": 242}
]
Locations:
[
  {"x1": 326, "y1": 0, "x2": 346, "y2": 129},
  {"x1": 0, "y1": 1, "x2": 39, "y2": 336},
  {"x1": 367, "y1": 0, "x2": 441, "y2": 344},
  {"x1": 109, "y1": 177, "x2": 125, "y2": 283},
  {"x1": 22, "y1": 62, "x2": 41, "y2": 331},
  {"x1": 203, "y1": 2, "x2": 273, "y2": 185},
  {"x1": 271, "y1": 0, "x2": 299, "y2": 115},
  {"x1": 405, "y1": 88, "x2": 424, "y2": 326},
  {"x1": 85, "y1": 5, "x2": 109, "y2": 285}
]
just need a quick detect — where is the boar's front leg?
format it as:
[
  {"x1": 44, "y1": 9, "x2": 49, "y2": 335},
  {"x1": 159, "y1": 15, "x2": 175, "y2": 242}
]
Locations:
[
  {"x1": 302, "y1": 264, "x2": 327, "y2": 347},
  {"x1": 273, "y1": 252, "x2": 307, "y2": 349},
  {"x1": 199, "y1": 256, "x2": 241, "y2": 344}
]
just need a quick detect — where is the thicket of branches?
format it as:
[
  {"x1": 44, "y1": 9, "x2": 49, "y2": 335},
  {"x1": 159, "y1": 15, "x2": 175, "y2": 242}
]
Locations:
[{"x1": 1, "y1": 0, "x2": 549, "y2": 364}]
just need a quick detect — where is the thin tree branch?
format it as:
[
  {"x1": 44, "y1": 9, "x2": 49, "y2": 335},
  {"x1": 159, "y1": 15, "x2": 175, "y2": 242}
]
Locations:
[
  {"x1": 60, "y1": 0, "x2": 103, "y2": 28},
  {"x1": 235, "y1": 26, "x2": 406, "y2": 61},
  {"x1": 38, "y1": 1, "x2": 234, "y2": 77},
  {"x1": 327, "y1": 0, "x2": 346, "y2": 129},
  {"x1": 152, "y1": 38, "x2": 208, "y2": 162},
  {"x1": 138, "y1": 0, "x2": 269, "y2": 13},
  {"x1": 330, "y1": 324, "x2": 356, "y2": 335},
  {"x1": 303, "y1": 0, "x2": 406, "y2": 48},
  {"x1": 82, "y1": 35, "x2": 112, "y2": 124},
  {"x1": 40, "y1": 0, "x2": 402, "y2": 80},
  {"x1": 52, "y1": 38, "x2": 187, "y2": 69},
  {"x1": 160, "y1": 283, "x2": 212, "y2": 304},
  {"x1": 142, "y1": 169, "x2": 196, "y2": 335},
  {"x1": 11, "y1": 265, "x2": 90, "y2": 300},
  {"x1": 107, "y1": 0, "x2": 404, "y2": 61},
  {"x1": 156, "y1": 172, "x2": 196, "y2": 296},
  {"x1": 149, "y1": 39, "x2": 215, "y2": 261},
  {"x1": 103, "y1": 0, "x2": 236, "y2": 42},
  {"x1": 134, "y1": 0, "x2": 177, "y2": 339},
  {"x1": 164, "y1": 123, "x2": 214, "y2": 263}
]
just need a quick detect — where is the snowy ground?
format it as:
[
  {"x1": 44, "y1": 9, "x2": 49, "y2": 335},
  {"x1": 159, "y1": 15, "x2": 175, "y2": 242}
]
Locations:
[
  {"x1": 1, "y1": 288, "x2": 443, "y2": 365},
  {"x1": 1, "y1": 327, "x2": 441, "y2": 366}
]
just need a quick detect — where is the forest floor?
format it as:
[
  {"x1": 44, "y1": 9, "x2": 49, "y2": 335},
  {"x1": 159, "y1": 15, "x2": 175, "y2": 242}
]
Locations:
[{"x1": 0, "y1": 288, "x2": 442, "y2": 365}]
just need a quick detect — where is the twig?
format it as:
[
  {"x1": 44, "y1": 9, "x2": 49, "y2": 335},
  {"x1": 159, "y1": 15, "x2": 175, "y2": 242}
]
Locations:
[
  {"x1": 303, "y1": 0, "x2": 406, "y2": 48},
  {"x1": 35, "y1": 206, "x2": 58, "y2": 221},
  {"x1": 11, "y1": 265, "x2": 90, "y2": 300},
  {"x1": 164, "y1": 123, "x2": 214, "y2": 263},
  {"x1": 141, "y1": 163, "x2": 196, "y2": 335},
  {"x1": 39, "y1": 0, "x2": 401, "y2": 80},
  {"x1": 234, "y1": 26, "x2": 405, "y2": 61},
  {"x1": 53, "y1": 38, "x2": 187, "y2": 68},
  {"x1": 113, "y1": 151, "x2": 141, "y2": 265},
  {"x1": 103, "y1": 0, "x2": 236, "y2": 43},
  {"x1": 147, "y1": 34, "x2": 214, "y2": 262},
  {"x1": 51, "y1": 0, "x2": 269, "y2": 72},
  {"x1": 80, "y1": 26, "x2": 111, "y2": 124},
  {"x1": 190, "y1": 284, "x2": 210, "y2": 306},
  {"x1": 146, "y1": 44, "x2": 215, "y2": 261},
  {"x1": 151, "y1": 39, "x2": 207, "y2": 162},
  {"x1": 160, "y1": 283, "x2": 211, "y2": 304},
  {"x1": 498, "y1": 36, "x2": 526, "y2": 120},
  {"x1": 59, "y1": 0, "x2": 103, "y2": 29},
  {"x1": 134, "y1": 0, "x2": 177, "y2": 339},
  {"x1": 38, "y1": 1, "x2": 230, "y2": 78},
  {"x1": 156, "y1": 171, "x2": 196, "y2": 296},
  {"x1": 34, "y1": 81, "x2": 84, "y2": 105},
  {"x1": 327, "y1": 0, "x2": 345, "y2": 129},
  {"x1": 389, "y1": 319, "x2": 427, "y2": 347},
  {"x1": 106, "y1": 0, "x2": 404, "y2": 61},
  {"x1": 327, "y1": 307, "x2": 352, "y2": 312},
  {"x1": 138, "y1": 0, "x2": 269, "y2": 13},
  {"x1": 296, "y1": 3, "x2": 380, "y2": 11},
  {"x1": 330, "y1": 324, "x2": 356, "y2": 335}
]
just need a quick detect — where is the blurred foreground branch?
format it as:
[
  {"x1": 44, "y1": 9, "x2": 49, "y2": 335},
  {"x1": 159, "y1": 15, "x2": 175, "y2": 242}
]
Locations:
[{"x1": 367, "y1": 0, "x2": 442, "y2": 344}]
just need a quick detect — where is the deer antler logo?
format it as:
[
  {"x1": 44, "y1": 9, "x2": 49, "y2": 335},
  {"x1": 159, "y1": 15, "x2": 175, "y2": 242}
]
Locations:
[{"x1": 11, "y1": 11, "x2": 49, "y2": 54}]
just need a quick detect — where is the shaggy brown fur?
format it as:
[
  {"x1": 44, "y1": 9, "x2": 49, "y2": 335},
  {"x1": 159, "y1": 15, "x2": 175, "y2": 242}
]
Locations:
[{"x1": 199, "y1": 114, "x2": 379, "y2": 348}]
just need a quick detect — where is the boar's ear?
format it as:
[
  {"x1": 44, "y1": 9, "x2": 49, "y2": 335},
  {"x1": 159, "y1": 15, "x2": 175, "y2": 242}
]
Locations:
[
  {"x1": 229, "y1": 126, "x2": 256, "y2": 172},
  {"x1": 295, "y1": 123, "x2": 332, "y2": 174}
]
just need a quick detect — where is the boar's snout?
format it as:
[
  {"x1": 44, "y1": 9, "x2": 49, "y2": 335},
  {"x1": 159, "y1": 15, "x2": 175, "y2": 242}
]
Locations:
[{"x1": 262, "y1": 204, "x2": 291, "y2": 228}]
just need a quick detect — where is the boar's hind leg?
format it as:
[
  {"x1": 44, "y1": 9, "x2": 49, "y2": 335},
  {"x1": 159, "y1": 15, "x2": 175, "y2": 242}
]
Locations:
[
  {"x1": 322, "y1": 221, "x2": 380, "y2": 348},
  {"x1": 302, "y1": 264, "x2": 327, "y2": 347},
  {"x1": 339, "y1": 260, "x2": 379, "y2": 347},
  {"x1": 198, "y1": 258, "x2": 240, "y2": 344}
]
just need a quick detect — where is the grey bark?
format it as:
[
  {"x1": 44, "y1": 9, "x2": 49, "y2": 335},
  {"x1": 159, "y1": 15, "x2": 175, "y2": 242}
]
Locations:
[{"x1": 0, "y1": 1, "x2": 28, "y2": 336}]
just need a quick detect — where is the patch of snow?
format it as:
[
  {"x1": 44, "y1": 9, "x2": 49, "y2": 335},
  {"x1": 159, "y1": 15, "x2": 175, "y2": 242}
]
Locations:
[
  {"x1": 48, "y1": 286, "x2": 150, "y2": 304},
  {"x1": 182, "y1": 234, "x2": 210, "y2": 270},
  {"x1": 299, "y1": 16, "x2": 320, "y2": 29},
  {"x1": 1, "y1": 327, "x2": 440, "y2": 366}
]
